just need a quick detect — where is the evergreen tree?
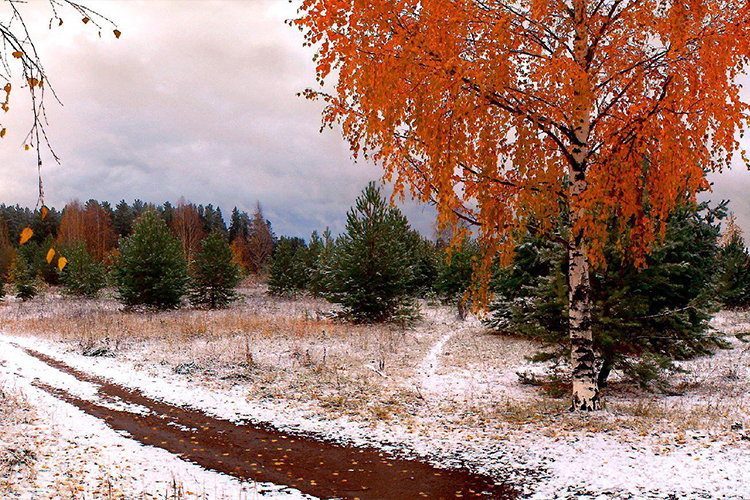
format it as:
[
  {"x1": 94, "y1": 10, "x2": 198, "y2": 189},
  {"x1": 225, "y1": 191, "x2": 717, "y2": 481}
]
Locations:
[
  {"x1": 190, "y1": 232, "x2": 241, "y2": 309},
  {"x1": 10, "y1": 249, "x2": 39, "y2": 301},
  {"x1": 160, "y1": 201, "x2": 175, "y2": 228},
  {"x1": 131, "y1": 199, "x2": 147, "y2": 220},
  {"x1": 434, "y1": 237, "x2": 480, "y2": 318},
  {"x1": 307, "y1": 228, "x2": 335, "y2": 297},
  {"x1": 197, "y1": 204, "x2": 228, "y2": 236},
  {"x1": 268, "y1": 236, "x2": 308, "y2": 296},
  {"x1": 13, "y1": 236, "x2": 61, "y2": 286},
  {"x1": 60, "y1": 243, "x2": 107, "y2": 298},
  {"x1": 112, "y1": 212, "x2": 189, "y2": 309},
  {"x1": 716, "y1": 233, "x2": 750, "y2": 309},
  {"x1": 486, "y1": 202, "x2": 725, "y2": 389},
  {"x1": 328, "y1": 182, "x2": 415, "y2": 323},
  {"x1": 30, "y1": 206, "x2": 61, "y2": 244},
  {"x1": 228, "y1": 207, "x2": 251, "y2": 243},
  {"x1": 113, "y1": 200, "x2": 135, "y2": 238},
  {"x1": 404, "y1": 231, "x2": 439, "y2": 297}
]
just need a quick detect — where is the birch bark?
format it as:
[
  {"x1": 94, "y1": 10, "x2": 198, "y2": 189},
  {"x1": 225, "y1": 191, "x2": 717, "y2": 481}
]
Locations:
[{"x1": 569, "y1": 0, "x2": 600, "y2": 411}]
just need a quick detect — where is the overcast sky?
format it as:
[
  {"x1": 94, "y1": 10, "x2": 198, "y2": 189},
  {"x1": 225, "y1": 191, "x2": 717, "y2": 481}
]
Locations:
[{"x1": 1, "y1": 0, "x2": 749, "y2": 239}]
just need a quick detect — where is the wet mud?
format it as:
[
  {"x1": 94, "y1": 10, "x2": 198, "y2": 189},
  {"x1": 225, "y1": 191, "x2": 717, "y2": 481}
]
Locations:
[{"x1": 19, "y1": 345, "x2": 517, "y2": 500}]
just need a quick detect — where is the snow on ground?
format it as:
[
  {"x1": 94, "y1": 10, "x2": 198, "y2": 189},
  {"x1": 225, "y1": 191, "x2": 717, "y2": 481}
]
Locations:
[
  {"x1": 1, "y1": 292, "x2": 750, "y2": 499},
  {"x1": 0, "y1": 341, "x2": 317, "y2": 500}
]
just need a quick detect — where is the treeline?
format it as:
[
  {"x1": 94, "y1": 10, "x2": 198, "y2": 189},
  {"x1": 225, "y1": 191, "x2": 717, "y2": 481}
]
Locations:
[{"x1": 0, "y1": 198, "x2": 275, "y2": 306}]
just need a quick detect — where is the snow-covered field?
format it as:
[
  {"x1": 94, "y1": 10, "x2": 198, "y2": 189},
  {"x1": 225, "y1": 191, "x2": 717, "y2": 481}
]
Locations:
[{"x1": 1, "y1": 287, "x2": 749, "y2": 499}]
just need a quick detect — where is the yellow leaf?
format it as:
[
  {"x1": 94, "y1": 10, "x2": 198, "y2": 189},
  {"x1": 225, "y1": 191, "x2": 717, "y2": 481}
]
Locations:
[
  {"x1": 19, "y1": 227, "x2": 33, "y2": 245},
  {"x1": 46, "y1": 248, "x2": 56, "y2": 264},
  {"x1": 113, "y1": 29, "x2": 121, "y2": 39},
  {"x1": 24, "y1": 144, "x2": 30, "y2": 151},
  {"x1": 12, "y1": 51, "x2": 23, "y2": 59},
  {"x1": 58, "y1": 257, "x2": 68, "y2": 272},
  {"x1": 40, "y1": 205, "x2": 49, "y2": 220}
]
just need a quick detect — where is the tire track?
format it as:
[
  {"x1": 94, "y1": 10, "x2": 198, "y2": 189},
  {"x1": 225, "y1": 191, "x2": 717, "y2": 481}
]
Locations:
[{"x1": 18, "y1": 345, "x2": 517, "y2": 500}]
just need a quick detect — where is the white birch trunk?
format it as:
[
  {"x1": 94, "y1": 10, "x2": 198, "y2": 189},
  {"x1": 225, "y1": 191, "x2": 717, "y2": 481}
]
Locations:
[{"x1": 569, "y1": 0, "x2": 600, "y2": 411}]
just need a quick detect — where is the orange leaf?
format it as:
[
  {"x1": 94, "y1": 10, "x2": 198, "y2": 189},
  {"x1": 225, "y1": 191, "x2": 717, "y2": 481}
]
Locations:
[
  {"x1": 19, "y1": 227, "x2": 33, "y2": 245},
  {"x1": 57, "y1": 257, "x2": 68, "y2": 272},
  {"x1": 82, "y1": 17, "x2": 90, "y2": 24},
  {"x1": 40, "y1": 205, "x2": 49, "y2": 220},
  {"x1": 0, "y1": 128, "x2": 6, "y2": 138},
  {"x1": 113, "y1": 29, "x2": 121, "y2": 39},
  {"x1": 46, "y1": 248, "x2": 56, "y2": 264},
  {"x1": 24, "y1": 144, "x2": 30, "y2": 151},
  {"x1": 12, "y1": 51, "x2": 23, "y2": 59},
  {"x1": 27, "y1": 78, "x2": 39, "y2": 88}
]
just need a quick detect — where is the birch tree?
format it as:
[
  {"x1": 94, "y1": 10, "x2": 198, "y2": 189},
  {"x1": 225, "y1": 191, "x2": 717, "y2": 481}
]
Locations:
[{"x1": 297, "y1": 0, "x2": 750, "y2": 410}]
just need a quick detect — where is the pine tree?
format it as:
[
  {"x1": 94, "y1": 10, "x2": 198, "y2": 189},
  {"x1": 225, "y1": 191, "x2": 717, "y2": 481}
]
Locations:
[
  {"x1": 113, "y1": 200, "x2": 135, "y2": 238},
  {"x1": 190, "y1": 232, "x2": 241, "y2": 309},
  {"x1": 268, "y1": 237, "x2": 308, "y2": 296},
  {"x1": 228, "y1": 207, "x2": 251, "y2": 243},
  {"x1": 716, "y1": 233, "x2": 750, "y2": 309},
  {"x1": 60, "y1": 243, "x2": 107, "y2": 298},
  {"x1": 197, "y1": 204, "x2": 227, "y2": 236},
  {"x1": 434, "y1": 237, "x2": 480, "y2": 318},
  {"x1": 487, "y1": 202, "x2": 725, "y2": 390},
  {"x1": 11, "y1": 250, "x2": 39, "y2": 301},
  {"x1": 404, "y1": 231, "x2": 439, "y2": 297},
  {"x1": 112, "y1": 212, "x2": 189, "y2": 309},
  {"x1": 328, "y1": 182, "x2": 415, "y2": 323}
]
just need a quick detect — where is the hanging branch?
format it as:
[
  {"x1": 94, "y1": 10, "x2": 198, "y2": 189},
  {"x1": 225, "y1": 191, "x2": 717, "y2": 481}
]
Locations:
[{"x1": 1, "y1": 0, "x2": 119, "y2": 208}]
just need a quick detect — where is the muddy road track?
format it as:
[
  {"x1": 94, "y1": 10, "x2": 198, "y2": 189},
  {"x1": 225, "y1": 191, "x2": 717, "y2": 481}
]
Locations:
[{"x1": 18, "y1": 345, "x2": 517, "y2": 500}]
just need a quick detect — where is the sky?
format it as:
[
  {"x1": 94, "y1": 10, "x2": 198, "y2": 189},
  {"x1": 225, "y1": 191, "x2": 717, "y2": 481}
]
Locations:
[{"x1": 1, "y1": 0, "x2": 749, "y2": 239}]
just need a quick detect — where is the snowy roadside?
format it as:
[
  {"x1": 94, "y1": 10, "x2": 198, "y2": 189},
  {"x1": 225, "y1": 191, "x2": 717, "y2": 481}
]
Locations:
[
  {"x1": 1, "y1": 295, "x2": 750, "y2": 499},
  {"x1": 0, "y1": 342, "x2": 316, "y2": 500}
]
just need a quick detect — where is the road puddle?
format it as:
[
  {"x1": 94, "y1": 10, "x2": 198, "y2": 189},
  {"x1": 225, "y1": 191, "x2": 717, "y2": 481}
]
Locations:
[{"x1": 20, "y1": 345, "x2": 517, "y2": 500}]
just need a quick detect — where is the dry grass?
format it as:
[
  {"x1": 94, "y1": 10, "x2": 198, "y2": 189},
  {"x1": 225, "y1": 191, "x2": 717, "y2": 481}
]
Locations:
[
  {"x1": 2, "y1": 288, "x2": 749, "y2": 457},
  {"x1": 0, "y1": 382, "x2": 38, "y2": 495},
  {"x1": 0, "y1": 286, "x2": 435, "y2": 423}
]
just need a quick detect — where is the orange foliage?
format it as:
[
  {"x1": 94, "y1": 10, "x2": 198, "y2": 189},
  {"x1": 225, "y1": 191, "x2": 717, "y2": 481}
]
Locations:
[
  {"x1": 82, "y1": 201, "x2": 117, "y2": 263},
  {"x1": 297, "y1": 0, "x2": 750, "y2": 276},
  {"x1": 171, "y1": 201, "x2": 205, "y2": 263},
  {"x1": 58, "y1": 200, "x2": 117, "y2": 263},
  {"x1": 230, "y1": 237, "x2": 252, "y2": 274},
  {"x1": 58, "y1": 200, "x2": 86, "y2": 247}
]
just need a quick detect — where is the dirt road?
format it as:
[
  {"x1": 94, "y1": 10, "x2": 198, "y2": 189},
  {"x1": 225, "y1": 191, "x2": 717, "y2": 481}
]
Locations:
[{"x1": 18, "y1": 345, "x2": 516, "y2": 500}]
